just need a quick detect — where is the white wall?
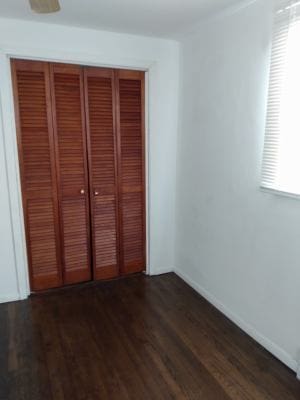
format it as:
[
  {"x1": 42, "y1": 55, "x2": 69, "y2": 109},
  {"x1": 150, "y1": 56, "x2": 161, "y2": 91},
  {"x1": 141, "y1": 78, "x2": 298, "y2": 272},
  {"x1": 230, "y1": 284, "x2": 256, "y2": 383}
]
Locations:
[
  {"x1": 0, "y1": 111, "x2": 20, "y2": 302},
  {"x1": 175, "y1": 0, "x2": 300, "y2": 372},
  {"x1": 0, "y1": 18, "x2": 179, "y2": 302}
]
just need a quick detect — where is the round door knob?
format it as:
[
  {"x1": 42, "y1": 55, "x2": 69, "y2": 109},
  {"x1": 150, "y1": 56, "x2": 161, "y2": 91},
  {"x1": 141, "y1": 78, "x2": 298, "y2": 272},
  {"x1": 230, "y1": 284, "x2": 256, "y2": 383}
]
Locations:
[
  {"x1": 80, "y1": 189, "x2": 85, "y2": 195},
  {"x1": 94, "y1": 191, "x2": 99, "y2": 196}
]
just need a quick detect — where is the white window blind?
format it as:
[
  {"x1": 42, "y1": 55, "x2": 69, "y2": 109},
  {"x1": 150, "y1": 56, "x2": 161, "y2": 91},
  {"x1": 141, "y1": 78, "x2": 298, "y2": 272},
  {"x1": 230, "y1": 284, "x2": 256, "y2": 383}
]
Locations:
[{"x1": 262, "y1": 0, "x2": 300, "y2": 196}]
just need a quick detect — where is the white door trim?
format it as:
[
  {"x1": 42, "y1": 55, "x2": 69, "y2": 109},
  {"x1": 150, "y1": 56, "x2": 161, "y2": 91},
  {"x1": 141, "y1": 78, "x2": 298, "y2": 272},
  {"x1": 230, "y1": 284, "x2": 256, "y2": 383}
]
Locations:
[{"x1": 0, "y1": 46, "x2": 153, "y2": 299}]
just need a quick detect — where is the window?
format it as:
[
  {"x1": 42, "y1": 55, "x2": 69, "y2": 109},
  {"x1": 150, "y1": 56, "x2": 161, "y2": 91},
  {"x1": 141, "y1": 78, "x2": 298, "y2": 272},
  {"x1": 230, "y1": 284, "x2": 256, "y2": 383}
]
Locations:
[{"x1": 262, "y1": 0, "x2": 300, "y2": 196}]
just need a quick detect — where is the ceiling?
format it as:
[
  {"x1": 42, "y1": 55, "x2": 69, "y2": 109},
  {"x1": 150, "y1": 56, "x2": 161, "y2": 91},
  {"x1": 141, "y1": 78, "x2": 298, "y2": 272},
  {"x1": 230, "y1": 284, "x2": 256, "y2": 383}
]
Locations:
[{"x1": 0, "y1": 0, "x2": 245, "y2": 38}]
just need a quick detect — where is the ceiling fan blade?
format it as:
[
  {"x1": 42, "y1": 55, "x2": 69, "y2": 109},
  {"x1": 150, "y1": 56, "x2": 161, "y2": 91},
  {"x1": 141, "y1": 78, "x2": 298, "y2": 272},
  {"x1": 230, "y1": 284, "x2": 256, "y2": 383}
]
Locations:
[{"x1": 29, "y1": 0, "x2": 60, "y2": 13}]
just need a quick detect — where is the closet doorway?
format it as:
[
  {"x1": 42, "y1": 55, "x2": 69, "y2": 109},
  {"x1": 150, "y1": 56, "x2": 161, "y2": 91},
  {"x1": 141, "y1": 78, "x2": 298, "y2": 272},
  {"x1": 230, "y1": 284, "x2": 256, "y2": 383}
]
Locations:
[{"x1": 11, "y1": 59, "x2": 146, "y2": 291}]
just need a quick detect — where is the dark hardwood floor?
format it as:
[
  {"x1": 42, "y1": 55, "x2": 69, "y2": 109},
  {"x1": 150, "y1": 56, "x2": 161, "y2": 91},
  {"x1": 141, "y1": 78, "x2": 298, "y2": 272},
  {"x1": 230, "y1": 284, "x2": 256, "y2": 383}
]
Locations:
[{"x1": 0, "y1": 273, "x2": 299, "y2": 399}]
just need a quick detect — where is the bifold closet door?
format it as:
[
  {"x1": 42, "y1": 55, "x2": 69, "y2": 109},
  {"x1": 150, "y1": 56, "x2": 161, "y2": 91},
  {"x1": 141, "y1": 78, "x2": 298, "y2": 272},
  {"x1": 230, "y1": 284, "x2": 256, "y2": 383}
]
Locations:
[
  {"x1": 50, "y1": 63, "x2": 91, "y2": 284},
  {"x1": 84, "y1": 67, "x2": 119, "y2": 280},
  {"x1": 12, "y1": 60, "x2": 145, "y2": 291},
  {"x1": 11, "y1": 60, "x2": 62, "y2": 291},
  {"x1": 116, "y1": 70, "x2": 145, "y2": 274}
]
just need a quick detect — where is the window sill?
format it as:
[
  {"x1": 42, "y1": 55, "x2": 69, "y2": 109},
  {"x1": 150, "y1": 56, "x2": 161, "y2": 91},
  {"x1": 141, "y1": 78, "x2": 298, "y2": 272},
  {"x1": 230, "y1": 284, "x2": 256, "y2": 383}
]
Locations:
[{"x1": 260, "y1": 186, "x2": 300, "y2": 201}]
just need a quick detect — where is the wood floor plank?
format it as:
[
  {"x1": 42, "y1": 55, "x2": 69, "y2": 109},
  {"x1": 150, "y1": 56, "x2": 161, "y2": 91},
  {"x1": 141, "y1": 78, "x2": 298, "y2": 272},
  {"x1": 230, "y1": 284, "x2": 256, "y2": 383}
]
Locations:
[
  {"x1": 162, "y1": 274, "x2": 300, "y2": 399},
  {"x1": 0, "y1": 304, "x2": 9, "y2": 400},
  {"x1": 139, "y1": 276, "x2": 280, "y2": 400},
  {"x1": 1, "y1": 273, "x2": 299, "y2": 400},
  {"x1": 105, "y1": 278, "x2": 231, "y2": 399}
]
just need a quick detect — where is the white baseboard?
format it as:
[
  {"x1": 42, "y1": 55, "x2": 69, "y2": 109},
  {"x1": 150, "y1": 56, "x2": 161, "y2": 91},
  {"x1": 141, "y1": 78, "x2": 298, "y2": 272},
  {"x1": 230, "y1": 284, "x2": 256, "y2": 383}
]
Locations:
[
  {"x1": 149, "y1": 267, "x2": 174, "y2": 276},
  {"x1": 0, "y1": 293, "x2": 21, "y2": 304},
  {"x1": 174, "y1": 268, "x2": 298, "y2": 374}
]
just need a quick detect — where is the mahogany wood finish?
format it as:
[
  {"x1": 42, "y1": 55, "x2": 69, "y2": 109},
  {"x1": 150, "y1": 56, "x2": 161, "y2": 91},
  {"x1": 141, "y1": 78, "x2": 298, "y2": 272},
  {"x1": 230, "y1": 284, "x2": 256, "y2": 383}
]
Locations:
[
  {"x1": 12, "y1": 59, "x2": 146, "y2": 291},
  {"x1": 84, "y1": 67, "x2": 119, "y2": 280},
  {"x1": 116, "y1": 70, "x2": 146, "y2": 274},
  {"x1": 11, "y1": 60, "x2": 62, "y2": 291},
  {"x1": 50, "y1": 63, "x2": 91, "y2": 285},
  {"x1": 1, "y1": 273, "x2": 300, "y2": 400}
]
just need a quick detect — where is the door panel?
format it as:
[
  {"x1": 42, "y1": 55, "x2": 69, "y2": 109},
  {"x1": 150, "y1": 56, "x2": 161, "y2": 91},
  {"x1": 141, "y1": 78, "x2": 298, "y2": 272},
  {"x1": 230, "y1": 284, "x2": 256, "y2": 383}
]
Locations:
[
  {"x1": 11, "y1": 59, "x2": 62, "y2": 290},
  {"x1": 50, "y1": 63, "x2": 91, "y2": 284},
  {"x1": 84, "y1": 67, "x2": 119, "y2": 280},
  {"x1": 116, "y1": 70, "x2": 145, "y2": 274},
  {"x1": 13, "y1": 60, "x2": 146, "y2": 290}
]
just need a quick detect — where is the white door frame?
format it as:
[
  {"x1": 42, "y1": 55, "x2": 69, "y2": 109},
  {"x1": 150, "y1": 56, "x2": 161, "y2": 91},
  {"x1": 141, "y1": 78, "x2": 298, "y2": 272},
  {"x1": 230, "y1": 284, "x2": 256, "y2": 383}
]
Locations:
[{"x1": 0, "y1": 46, "x2": 153, "y2": 299}]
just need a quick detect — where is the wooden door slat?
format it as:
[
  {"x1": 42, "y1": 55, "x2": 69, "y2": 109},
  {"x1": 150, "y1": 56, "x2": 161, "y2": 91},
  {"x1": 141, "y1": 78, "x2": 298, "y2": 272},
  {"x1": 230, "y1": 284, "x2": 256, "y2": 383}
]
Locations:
[
  {"x1": 116, "y1": 71, "x2": 146, "y2": 274},
  {"x1": 11, "y1": 59, "x2": 62, "y2": 291},
  {"x1": 84, "y1": 67, "x2": 119, "y2": 280},
  {"x1": 50, "y1": 63, "x2": 91, "y2": 285}
]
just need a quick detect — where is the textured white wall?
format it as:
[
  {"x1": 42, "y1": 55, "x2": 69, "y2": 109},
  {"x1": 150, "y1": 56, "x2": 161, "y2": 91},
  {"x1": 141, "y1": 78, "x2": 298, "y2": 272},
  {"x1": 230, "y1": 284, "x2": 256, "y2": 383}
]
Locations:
[
  {"x1": 175, "y1": 0, "x2": 300, "y2": 372},
  {"x1": 0, "y1": 18, "x2": 179, "y2": 302}
]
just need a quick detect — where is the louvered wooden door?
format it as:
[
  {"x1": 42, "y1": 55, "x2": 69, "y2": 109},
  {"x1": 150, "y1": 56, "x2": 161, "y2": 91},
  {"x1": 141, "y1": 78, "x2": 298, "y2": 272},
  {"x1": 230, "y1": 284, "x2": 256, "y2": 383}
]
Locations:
[
  {"x1": 11, "y1": 60, "x2": 62, "y2": 291},
  {"x1": 50, "y1": 64, "x2": 91, "y2": 284},
  {"x1": 84, "y1": 67, "x2": 119, "y2": 280},
  {"x1": 116, "y1": 70, "x2": 145, "y2": 274},
  {"x1": 12, "y1": 60, "x2": 145, "y2": 291}
]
